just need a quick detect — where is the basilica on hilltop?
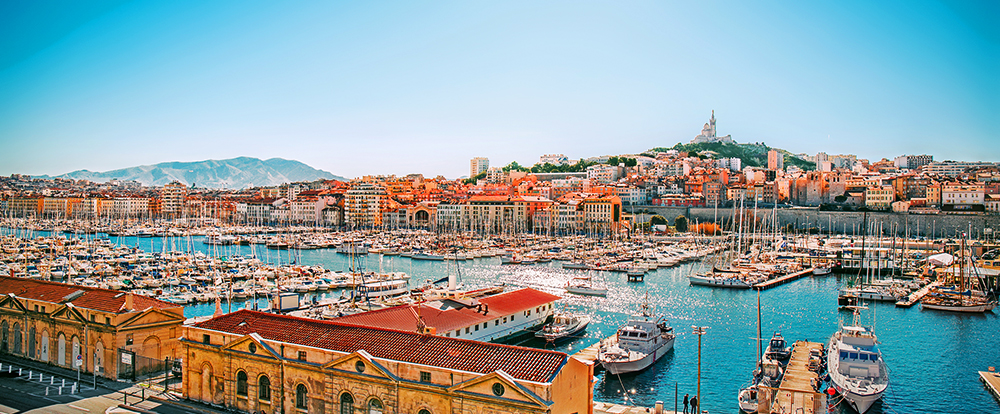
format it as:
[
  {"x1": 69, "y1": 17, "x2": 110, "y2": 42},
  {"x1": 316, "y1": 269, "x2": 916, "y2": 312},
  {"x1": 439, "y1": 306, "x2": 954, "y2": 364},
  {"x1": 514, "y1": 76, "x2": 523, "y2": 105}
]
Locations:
[{"x1": 690, "y1": 110, "x2": 734, "y2": 144}]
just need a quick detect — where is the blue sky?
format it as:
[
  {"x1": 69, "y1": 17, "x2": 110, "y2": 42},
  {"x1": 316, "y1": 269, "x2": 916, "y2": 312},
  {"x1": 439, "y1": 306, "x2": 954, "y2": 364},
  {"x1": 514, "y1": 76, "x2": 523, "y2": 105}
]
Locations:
[{"x1": 1, "y1": 0, "x2": 997, "y2": 179}]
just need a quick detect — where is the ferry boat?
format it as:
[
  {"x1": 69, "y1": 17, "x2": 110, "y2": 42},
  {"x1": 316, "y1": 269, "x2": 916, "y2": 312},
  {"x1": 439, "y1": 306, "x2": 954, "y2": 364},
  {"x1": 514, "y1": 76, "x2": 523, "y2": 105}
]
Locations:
[
  {"x1": 597, "y1": 297, "x2": 675, "y2": 375},
  {"x1": 355, "y1": 279, "x2": 408, "y2": 299},
  {"x1": 827, "y1": 306, "x2": 888, "y2": 414},
  {"x1": 534, "y1": 311, "x2": 591, "y2": 343}
]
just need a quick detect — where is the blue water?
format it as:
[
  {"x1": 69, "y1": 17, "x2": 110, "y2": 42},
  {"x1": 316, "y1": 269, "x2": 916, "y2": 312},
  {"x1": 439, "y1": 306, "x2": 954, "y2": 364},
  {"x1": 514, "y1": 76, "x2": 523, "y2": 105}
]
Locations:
[{"x1": 12, "y1": 230, "x2": 1000, "y2": 413}]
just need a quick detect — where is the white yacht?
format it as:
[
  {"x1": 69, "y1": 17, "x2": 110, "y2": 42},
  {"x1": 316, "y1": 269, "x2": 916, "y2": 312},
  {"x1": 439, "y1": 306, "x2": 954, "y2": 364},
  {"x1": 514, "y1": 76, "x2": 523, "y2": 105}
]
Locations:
[
  {"x1": 597, "y1": 298, "x2": 675, "y2": 375},
  {"x1": 827, "y1": 306, "x2": 888, "y2": 414},
  {"x1": 688, "y1": 272, "x2": 752, "y2": 289}
]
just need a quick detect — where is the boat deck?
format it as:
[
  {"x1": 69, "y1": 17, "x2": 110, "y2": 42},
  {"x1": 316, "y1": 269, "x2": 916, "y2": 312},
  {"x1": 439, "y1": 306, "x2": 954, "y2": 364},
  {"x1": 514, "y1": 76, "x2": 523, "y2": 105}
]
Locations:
[
  {"x1": 753, "y1": 268, "x2": 814, "y2": 290},
  {"x1": 572, "y1": 333, "x2": 616, "y2": 367},
  {"x1": 895, "y1": 280, "x2": 941, "y2": 307},
  {"x1": 770, "y1": 340, "x2": 826, "y2": 414},
  {"x1": 981, "y1": 369, "x2": 1000, "y2": 405}
]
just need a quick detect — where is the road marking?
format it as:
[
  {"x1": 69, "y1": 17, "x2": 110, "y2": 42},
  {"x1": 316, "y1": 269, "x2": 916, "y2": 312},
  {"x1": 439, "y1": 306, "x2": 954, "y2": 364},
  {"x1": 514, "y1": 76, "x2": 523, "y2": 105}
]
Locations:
[{"x1": 68, "y1": 403, "x2": 90, "y2": 411}]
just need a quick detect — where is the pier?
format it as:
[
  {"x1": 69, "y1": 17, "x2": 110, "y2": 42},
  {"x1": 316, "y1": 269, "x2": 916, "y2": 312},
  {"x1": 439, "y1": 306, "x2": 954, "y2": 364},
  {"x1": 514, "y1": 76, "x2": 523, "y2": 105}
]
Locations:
[
  {"x1": 753, "y1": 268, "x2": 815, "y2": 290},
  {"x1": 981, "y1": 369, "x2": 1000, "y2": 405},
  {"x1": 894, "y1": 280, "x2": 942, "y2": 307},
  {"x1": 768, "y1": 340, "x2": 826, "y2": 414}
]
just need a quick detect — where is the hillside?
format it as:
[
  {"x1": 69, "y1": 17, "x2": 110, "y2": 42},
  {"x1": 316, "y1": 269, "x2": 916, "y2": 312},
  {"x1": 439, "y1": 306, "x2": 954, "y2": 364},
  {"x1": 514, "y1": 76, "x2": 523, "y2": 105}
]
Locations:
[{"x1": 647, "y1": 142, "x2": 815, "y2": 171}]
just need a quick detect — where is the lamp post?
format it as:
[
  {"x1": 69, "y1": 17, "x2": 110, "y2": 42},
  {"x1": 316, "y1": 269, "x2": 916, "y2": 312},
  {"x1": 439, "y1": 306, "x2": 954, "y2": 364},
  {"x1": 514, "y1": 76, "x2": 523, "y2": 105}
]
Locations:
[{"x1": 692, "y1": 326, "x2": 708, "y2": 413}]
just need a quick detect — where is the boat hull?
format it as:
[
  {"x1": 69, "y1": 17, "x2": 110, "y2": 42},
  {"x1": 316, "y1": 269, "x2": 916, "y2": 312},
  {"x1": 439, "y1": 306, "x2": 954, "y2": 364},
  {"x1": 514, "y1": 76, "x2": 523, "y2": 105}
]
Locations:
[{"x1": 688, "y1": 275, "x2": 751, "y2": 289}]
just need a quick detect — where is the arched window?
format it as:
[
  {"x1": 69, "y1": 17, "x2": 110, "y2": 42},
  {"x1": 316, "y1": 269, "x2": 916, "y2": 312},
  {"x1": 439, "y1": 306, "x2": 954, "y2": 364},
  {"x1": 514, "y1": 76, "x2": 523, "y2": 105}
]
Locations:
[
  {"x1": 11, "y1": 323, "x2": 21, "y2": 354},
  {"x1": 1, "y1": 320, "x2": 8, "y2": 352},
  {"x1": 368, "y1": 398, "x2": 383, "y2": 414},
  {"x1": 27, "y1": 327, "x2": 35, "y2": 358},
  {"x1": 418, "y1": 409, "x2": 431, "y2": 414},
  {"x1": 235, "y1": 370, "x2": 248, "y2": 396},
  {"x1": 258, "y1": 375, "x2": 270, "y2": 401},
  {"x1": 295, "y1": 384, "x2": 308, "y2": 409},
  {"x1": 340, "y1": 392, "x2": 354, "y2": 414}
]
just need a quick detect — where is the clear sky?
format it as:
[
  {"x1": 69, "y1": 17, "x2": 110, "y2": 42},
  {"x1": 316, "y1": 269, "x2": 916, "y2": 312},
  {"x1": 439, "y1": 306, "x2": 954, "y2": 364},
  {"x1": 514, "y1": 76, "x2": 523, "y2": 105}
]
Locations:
[{"x1": 1, "y1": 0, "x2": 997, "y2": 179}]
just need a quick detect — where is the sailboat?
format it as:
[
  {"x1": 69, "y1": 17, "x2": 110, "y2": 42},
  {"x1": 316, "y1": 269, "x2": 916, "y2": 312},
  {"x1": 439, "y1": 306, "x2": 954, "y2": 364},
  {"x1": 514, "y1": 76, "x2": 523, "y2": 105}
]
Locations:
[
  {"x1": 921, "y1": 235, "x2": 997, "y2": 313},
  {"x1": 737, "y1": 288, "x2": 784, "y2": 413}
]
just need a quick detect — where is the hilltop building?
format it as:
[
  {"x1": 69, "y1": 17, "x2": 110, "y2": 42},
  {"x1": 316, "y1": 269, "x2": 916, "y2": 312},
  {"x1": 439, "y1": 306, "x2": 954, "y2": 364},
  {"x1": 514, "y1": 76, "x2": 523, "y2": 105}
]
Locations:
[{"x1": 690, "y1": 110, "x2": 734, "y2": 144}]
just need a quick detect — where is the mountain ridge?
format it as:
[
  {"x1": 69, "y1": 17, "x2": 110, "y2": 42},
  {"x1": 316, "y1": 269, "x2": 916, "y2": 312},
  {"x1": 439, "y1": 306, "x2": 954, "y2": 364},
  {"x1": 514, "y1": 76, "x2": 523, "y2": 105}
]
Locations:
[{"x1": 39, "y1": 157, "x2": 345, "y2": 189}]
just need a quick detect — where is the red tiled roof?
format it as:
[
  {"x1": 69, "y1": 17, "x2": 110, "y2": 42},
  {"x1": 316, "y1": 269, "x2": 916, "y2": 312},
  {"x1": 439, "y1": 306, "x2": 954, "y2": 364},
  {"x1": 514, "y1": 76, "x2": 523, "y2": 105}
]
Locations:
[
  {"x1": 0, "y1": 276, "x2": 177, "y2": 313},
  {"x1": 194, "y1": 309, "x2": 567, "y2": 383},
  {"x1": 335, "y1": 288, "x2": 561, "y2": 333}
]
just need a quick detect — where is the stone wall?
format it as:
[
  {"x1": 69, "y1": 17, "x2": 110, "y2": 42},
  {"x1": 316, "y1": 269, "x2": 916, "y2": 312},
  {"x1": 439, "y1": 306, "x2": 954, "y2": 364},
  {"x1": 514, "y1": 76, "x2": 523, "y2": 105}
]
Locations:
[{"x1": 634, "y1": 206, "x2": 1000, "y2": 239}]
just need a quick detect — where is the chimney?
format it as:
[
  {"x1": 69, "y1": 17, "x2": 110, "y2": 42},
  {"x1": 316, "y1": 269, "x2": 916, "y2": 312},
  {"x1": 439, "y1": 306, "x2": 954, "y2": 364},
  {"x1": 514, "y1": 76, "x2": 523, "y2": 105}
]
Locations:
[{"x1": 124, "y1": 292, "x2": 134, "y2": 311}]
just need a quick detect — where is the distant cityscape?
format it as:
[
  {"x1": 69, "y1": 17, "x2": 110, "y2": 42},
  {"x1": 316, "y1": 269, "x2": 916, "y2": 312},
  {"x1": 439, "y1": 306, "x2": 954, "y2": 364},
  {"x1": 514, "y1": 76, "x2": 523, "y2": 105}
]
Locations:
[{"x1": 3, "y1": 112, "x2": 999, "y2": 233}]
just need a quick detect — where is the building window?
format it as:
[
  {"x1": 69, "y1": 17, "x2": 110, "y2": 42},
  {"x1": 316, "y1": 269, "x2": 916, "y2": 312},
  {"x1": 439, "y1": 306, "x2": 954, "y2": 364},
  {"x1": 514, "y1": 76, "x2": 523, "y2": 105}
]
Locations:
[
  {"x1": 258, "y1": 375, "x2": 271, "y2": 401},
  {"x1": 465, "y1": 327, "x2": 470, "y2": 334},
  {"x1": 202, "y1": 334, "x2": 210, "y2": 345},
  {"x1": 368, "y1": 398, "x2": 383, "y2": 414},
  {"x1": 495, "y1": 320, "x2": 499, "y2": 326},
  {"x1": 420, "y1": 371, "x2": 431, "y2": 383},
  {"x1": 90, "y1": 314, "x2": 96, "y2": 322},
  {"x1": 126, "y1": 334, "x2": 133, "y2": 346},
  {"x1": 355, "y1": 360, "x2": 366, "y2": 373},
  {"x1": 340, "y1": 393, "x2": 354, "y2": 414},
  {"x1": 418, "y1": 410, "x2": 431, "y2": 414},
  {"x1": 492, "y1": 382, "x2": 505, "y2": 396},
  {"x1": 474, "y1": 324, "x2": 479, "y2": 331},
  {"x1": 295, "y1": 384, "x2": 308, "y2": 409},
  {"x1": 236, "y1": 371, "x2": 248, "y2": 396},
  {"x1": 105, "y1": 317, "x2": 111, "y2": 325},
  {"x1": 248, "y1": 343, "x2": 257, "y2": 354},
  {"x1": 298, "y1": 351, "x2": 307, "y2": 361}
]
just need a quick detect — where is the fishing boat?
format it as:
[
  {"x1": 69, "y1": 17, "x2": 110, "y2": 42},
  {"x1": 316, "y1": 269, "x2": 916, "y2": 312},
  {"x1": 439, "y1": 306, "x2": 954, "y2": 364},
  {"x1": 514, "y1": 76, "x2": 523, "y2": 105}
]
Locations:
[
  {"x1": 764, "y1": 331, "x2": 791, "y2": 362},
  {"x1": 827, "y1": 306, "x2": 888, "y2": 414},
  {"x1": 597, "y1": 296, "x2": 675, "y2": 375},
  {"x1": 534, "y1": 311, "x2": 591, "y2": 343}
]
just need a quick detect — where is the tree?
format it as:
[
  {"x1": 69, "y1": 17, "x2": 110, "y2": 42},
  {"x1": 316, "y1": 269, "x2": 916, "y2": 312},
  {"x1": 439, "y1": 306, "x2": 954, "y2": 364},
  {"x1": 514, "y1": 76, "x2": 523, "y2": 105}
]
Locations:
[
  {"x1": 623, "y1": 158, "x2": 637, "y2": 167},
  {"x1": 674, "y1": 215, "x2": 689, "y2": 232},
  {"x1": 606, "y1": 156, "x2": 620, "y2": 166},
  {"x1": 834, "y1": 194, "x2": 847, "y2": 203},
  {"x1": 650, "y1": 215, "x2": 667, "y2": 226}
]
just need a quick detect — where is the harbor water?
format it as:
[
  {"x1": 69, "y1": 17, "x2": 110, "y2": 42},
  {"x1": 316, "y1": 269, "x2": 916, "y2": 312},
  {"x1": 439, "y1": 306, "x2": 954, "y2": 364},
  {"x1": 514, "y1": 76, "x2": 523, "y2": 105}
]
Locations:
[{"x1": 14, "y1": 231, "x2": 1000, "y2": 413}]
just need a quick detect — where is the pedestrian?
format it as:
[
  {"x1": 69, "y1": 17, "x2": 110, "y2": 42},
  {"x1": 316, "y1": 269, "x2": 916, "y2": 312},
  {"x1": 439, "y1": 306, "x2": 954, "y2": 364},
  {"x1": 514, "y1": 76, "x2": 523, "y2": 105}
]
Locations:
[
  {"x1": 690, "y1": 395, "x2": 698, "y2": 413},
  {"x1": 682, "y1": 393, "x2": 689, "y2": 414}
]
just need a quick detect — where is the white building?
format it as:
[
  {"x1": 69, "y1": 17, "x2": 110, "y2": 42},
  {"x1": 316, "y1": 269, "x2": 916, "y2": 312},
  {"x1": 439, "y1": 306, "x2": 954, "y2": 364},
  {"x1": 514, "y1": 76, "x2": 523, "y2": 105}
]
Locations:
[
  {"x1": 538, "y1": 154, "x2": 569, "y2": 165},
  {"x1": 586, "y1": 164, "x2": 621, "y2": 184}
]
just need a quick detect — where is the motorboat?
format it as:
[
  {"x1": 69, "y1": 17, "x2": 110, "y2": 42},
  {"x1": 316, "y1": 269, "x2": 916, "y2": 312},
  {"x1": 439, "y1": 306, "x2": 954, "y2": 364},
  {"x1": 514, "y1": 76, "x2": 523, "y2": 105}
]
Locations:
[
  {"x1": 764, "y1": 332, "x2": 791, "y2": 362},
  {"x1": 565, "y1": 276, "x2": 608, "y2": 297}
]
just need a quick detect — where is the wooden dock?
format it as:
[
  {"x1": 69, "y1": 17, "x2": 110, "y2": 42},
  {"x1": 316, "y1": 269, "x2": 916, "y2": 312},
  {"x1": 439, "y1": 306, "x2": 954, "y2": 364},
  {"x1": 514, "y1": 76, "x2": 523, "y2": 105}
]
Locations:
[
  {"x1": 895, "y1": 280, "x2": 942, "y2": 307},
  {"x1": 981, "y1": 369, "x2": 1000, "y2": 405},
  {"x1": 769, "y1": 340, "x2": 826, "y2": 414},
  {"x1": 753, "y1": 268, "x2": 815, "y2": 290}
]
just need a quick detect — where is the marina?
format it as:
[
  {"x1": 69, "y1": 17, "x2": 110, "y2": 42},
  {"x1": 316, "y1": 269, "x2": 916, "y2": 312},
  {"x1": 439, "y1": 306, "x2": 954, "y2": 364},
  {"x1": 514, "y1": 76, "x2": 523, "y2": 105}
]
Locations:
[{"x1": 0, "y1": 227, "x2": 998, "y2": 413}]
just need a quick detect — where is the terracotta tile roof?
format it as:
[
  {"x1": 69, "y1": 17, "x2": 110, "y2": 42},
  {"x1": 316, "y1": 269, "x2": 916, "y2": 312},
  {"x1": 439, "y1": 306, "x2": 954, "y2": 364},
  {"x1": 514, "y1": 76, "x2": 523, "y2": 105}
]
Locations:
[
  {"x1": 334, "y1": 288, "x2": 561, "y2": 332},
  {"x1": 195, "y1": 309, "x2": 567, "y2": 383},
  {"x1": 0, "y1": 276, "x2": 177, "y2": 313}
]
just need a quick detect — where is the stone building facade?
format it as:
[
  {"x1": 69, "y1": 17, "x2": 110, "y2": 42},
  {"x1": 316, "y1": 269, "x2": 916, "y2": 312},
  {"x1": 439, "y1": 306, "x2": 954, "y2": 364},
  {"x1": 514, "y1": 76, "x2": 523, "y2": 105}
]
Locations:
[{"x1": 182, "y1": 310, "x2": 593, "y2": 414}]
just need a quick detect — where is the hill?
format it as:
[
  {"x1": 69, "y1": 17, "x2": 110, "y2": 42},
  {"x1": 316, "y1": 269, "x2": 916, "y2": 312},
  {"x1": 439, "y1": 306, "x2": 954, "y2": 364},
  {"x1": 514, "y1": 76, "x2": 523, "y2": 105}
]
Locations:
[
  {"x1": 48, "y1": 157, "x2": 344, "y2": 189},
  {"x1": 646, "y1": 142, "x2": 815, "y2": 171}
]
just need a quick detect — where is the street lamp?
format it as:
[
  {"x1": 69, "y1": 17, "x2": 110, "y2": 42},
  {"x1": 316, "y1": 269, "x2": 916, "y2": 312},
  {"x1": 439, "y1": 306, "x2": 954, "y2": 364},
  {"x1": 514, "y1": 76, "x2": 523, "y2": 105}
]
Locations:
[{"x1": 692, "y1": 326, "x2": 708, "y2": 413}]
